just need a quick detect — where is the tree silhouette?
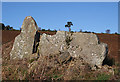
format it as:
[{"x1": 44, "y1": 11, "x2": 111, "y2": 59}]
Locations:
[
  {"x1": 0, "y1": 23, "x2": 15, "y2": 30},
  {"x1": 65, "y1": 22, "x2": 73, "y2": 32},
  {"x1": 79, "y1": 29, "x2": 82, "y2": 32},
  {"x1": 106, "y1": 29, "x2": 110, "y2": 34},
  {"x1": 6, "y1": 25, "x2": 11, "y2": 30},
  {"x1": 0, "y1": 23, "x2": 5, "y2": 30}
]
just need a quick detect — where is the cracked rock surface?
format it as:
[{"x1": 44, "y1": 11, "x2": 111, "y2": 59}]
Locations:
[
  {"x1": 10, "y1": 16, "x2": 38, "y2": 59},
  {"x1": 39, "y1": 31, "x2": 108, "y2": 69}
]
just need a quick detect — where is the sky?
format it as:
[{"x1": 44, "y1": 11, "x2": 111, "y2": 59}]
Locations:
[
  {"x1": 1, "y1": 0, "x2": 120, "y2": 2},
  {"x1": 2, "y1": 2, "x2": 118, "y2": 33}
]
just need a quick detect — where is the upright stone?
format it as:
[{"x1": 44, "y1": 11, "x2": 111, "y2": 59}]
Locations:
[{"x1": 10, "y1": 16, "x2": 38, "y2": 59}]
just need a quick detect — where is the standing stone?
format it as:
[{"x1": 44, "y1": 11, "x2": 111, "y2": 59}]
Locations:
[{"x1": 10, "y1": 16, "x2": 38, "y2": 59}]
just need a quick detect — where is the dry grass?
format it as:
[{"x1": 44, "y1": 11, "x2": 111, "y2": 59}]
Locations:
[{"x1": 2, "y1": 31, "x2": 120, "y2": 80}]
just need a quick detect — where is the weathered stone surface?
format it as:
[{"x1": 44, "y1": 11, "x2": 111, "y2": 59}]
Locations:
[
  {"x1": 68, "y1": 33, "x2": 108, "y2": 69},
  {"x1": 38, "y1": 31, "x2": 69, "y2": 56},
  {"x1": 10, "y1": 15, "x2": 107, "y2": 69},
  {"x1": 39, "y1": 31, "x2": 107, "y2": 69},
  {"x1": 10, "y1": 16, "x2": 38, "y2": 59}
]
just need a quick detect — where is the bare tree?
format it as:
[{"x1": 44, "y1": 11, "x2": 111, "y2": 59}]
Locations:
[{"x1": 65, "y1": 22, "x2": 73, "y2": 32}]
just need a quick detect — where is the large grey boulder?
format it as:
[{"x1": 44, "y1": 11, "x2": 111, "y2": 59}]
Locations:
[
  {"x1": 10, "y1": 16, "x2": 38, "y2": 59},
  {"x1": 68, "y1": 33, "x2": 108, "y2": 69},
  {"x1": 38, "y1": 31, "x2": 70, "y2": 56},
  {"x1": 39, "y1": 31, "x2": 107, "y2": 69}
]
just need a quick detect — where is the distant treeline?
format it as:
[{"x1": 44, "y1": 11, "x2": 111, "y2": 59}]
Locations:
[
  {"x1": 0, "y1": 23, "x2": 16, "y2": 30},
  {"x1": 38, "y1": 27, "x2": 57, "y2": 32},
  {"x1": 0, "y1": 23, "x2": 119, "y2": 34}
]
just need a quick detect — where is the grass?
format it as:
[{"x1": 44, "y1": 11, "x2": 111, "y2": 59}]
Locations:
[
  {"x1": 65, "y1": 35, "x2": 72, "y2": 46},
  {"x1": 52, "y1": 74, "x2": 63, "y2": 80},
  {"x1": 29, "y1": 58, "x2": 36, "y2": 63},
  {"x1": 96, "y1": 73, "x2": 111, "y2": 80},
  {"x1": 8, "y1": 67, "x2": 12, "y2": 71},
  {"x1": 114, "y1": 68, "x2": 120, "y2": 76},
  {"x1": 22, "y1": 69, "x2": 28, "y2": 76}
]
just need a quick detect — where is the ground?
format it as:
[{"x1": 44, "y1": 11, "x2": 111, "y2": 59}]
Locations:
[{"x1": 1, "y1": 30, "x2": 120, "y2": 80}]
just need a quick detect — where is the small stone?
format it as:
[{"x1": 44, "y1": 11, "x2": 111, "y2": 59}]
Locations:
[{"x1": 58, "y1": 51, "x2": 71, "y2": 64}]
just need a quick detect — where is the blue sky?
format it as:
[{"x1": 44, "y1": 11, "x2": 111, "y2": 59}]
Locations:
[{"x1": 2, "y1": 2, "x2": 118, "y2": 33}]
